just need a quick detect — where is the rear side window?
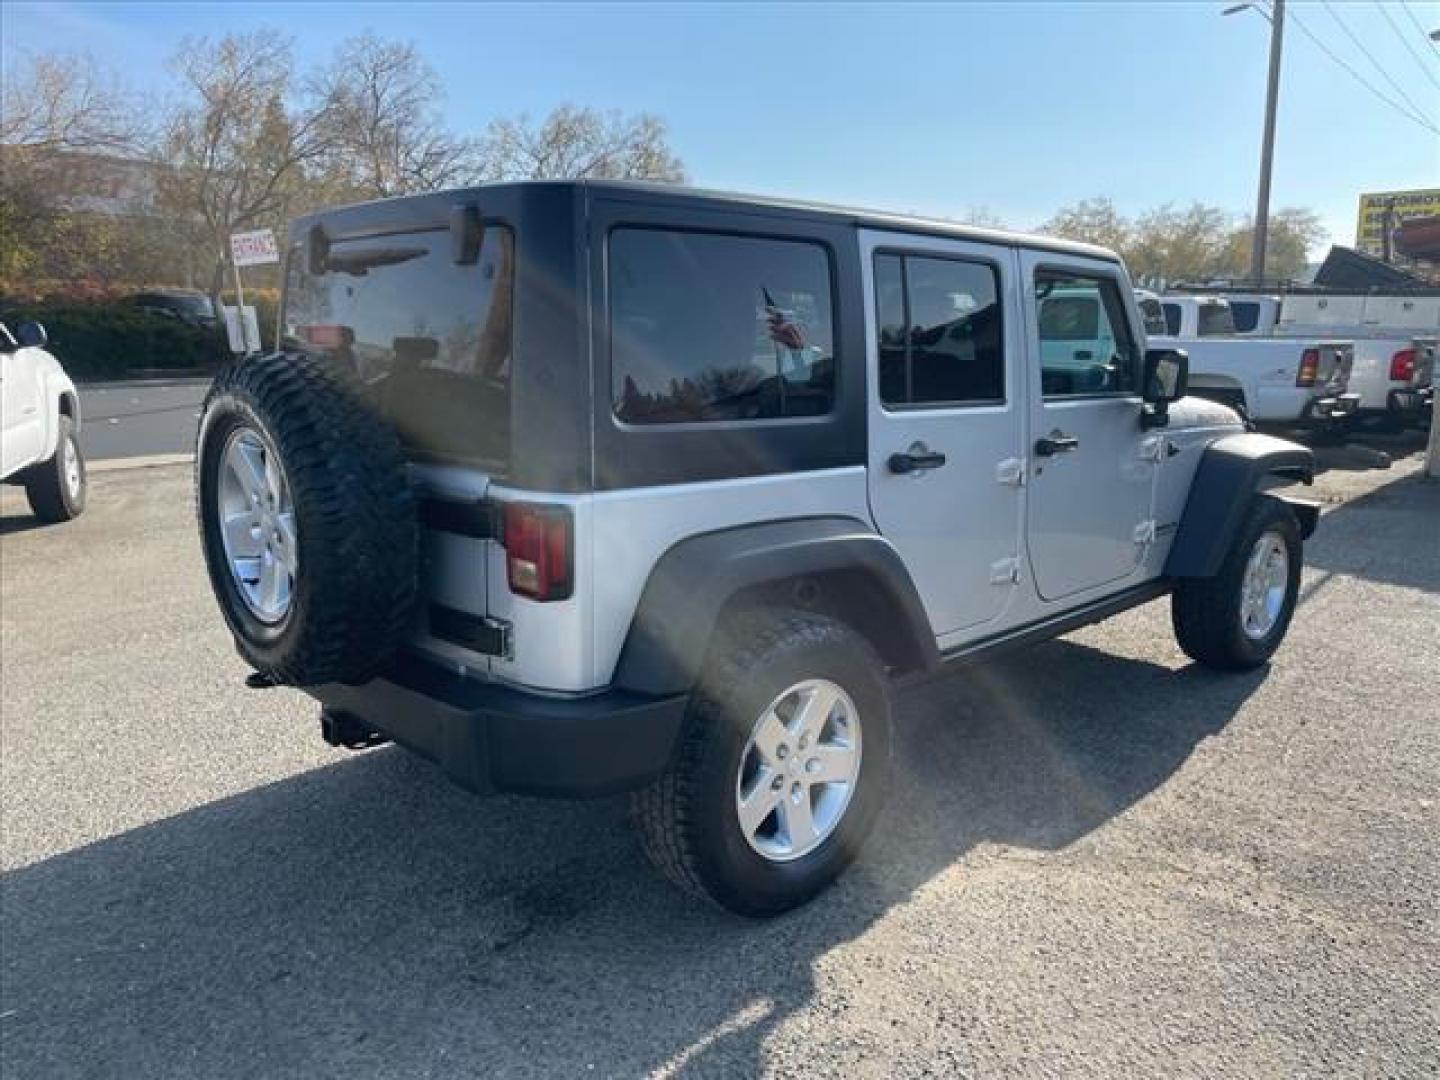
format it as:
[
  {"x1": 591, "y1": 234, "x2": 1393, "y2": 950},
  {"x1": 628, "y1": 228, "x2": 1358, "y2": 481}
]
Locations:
[
  {"x1": 1197, "y1": 302, "x2": 1237, "y2": 336},
  {"x1": 1229, "y1": 301, "x2": 1260, "y2": 333},
  {"x1": 1035, "y1": 271, "x2": 1139, "y2": 396},
  {"x1": 282, "y1": 227, "x2": 514, "y2": 465},
  {"x1": 610, "y1": 229, "x2": 835, "y2": 424},
  {"x1": 874, "y1": 253, "x2": 1004, "y2": 407}
]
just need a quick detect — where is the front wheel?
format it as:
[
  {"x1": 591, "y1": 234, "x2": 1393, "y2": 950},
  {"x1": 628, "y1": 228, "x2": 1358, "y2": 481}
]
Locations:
[
  {"x1": 24, "y1": 415, "x2": 86, "y2": 522},
  {"x1": 1172, "y1": 495, "x2": 1303, "y2": 670},
  {"x1": 632, "y1": 611, "x2": 893, "y2": 917}
]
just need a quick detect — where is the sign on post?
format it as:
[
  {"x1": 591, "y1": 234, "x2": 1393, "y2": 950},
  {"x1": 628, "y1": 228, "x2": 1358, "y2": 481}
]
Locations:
[
  {"x1": 227, "y1": 228, "x2": 280, "y2": 355},
  {"x1": 229, "y1": 228, "x2": 280, "y2": 268}
]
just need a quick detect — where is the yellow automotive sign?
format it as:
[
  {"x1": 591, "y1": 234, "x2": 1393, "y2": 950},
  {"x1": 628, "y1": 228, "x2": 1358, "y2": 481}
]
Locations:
[{"x1": 1355, "y1": 189, "x2": 1440, "y2": 257}]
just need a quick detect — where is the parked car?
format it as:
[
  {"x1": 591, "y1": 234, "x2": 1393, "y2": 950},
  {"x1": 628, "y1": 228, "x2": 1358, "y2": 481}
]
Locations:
[
  {"x1": 196, "y1": 182, "x2": 1320, "y2": 916},
  {"x1": 0, "y1": 320, "x2": 86, "y2": 521},
  {"x1": 1138, "y1": 292, "x2": 1357, "y2": 427},
  {"x1": 130, "y1": 288, "x2": 219, "y2": 328}
]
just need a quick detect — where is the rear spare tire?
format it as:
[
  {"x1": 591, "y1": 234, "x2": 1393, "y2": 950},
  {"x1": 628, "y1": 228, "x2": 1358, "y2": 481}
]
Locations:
[{"x1": 196, "y1": 353, "x2": 418, "y2": 686}]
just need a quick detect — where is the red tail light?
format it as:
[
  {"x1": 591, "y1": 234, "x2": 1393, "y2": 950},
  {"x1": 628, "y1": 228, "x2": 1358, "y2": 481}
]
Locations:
[
  {"x1": 1389, "y1": 348, "x2": 1418, "y2": 383},
  {"x1": 502, "y1": 503, "x2": 572, "y2": 601},
  {"x1": 1296, "y1": 349, "x2": 1320, "y2": 387}
]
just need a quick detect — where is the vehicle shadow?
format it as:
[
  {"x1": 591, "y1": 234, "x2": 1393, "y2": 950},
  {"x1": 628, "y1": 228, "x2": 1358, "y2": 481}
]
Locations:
[
  {"x1": 1, "y1": 637, "x2": 1264, "y2": 1079},
  {"x1": 0, "y1": 510, "x2": 50, "y2": 537},
  {"x1": 1299, "y1": 470, "x2": 1440, "y2": 596}
]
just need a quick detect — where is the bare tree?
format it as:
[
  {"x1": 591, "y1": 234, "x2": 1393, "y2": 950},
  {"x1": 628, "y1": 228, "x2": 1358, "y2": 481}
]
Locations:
[
  {"x1": 310, "y1": 33, "x2": 475, "y2": 200},
  {"x1": 1, "y1": 52, "x2": 146, "y2": 282},
  {"x1": 477, "y1": 105, "x2": 684, "y2": 183},
  {"x1": 157, "y1": 31, "x2": 330, "y2": 296},
  {"x1": 1, "y1": 52, "x2": 142, "y2": 155}
]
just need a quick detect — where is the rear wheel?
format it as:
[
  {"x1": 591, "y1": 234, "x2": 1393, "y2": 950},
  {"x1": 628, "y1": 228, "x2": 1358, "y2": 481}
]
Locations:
[
  {"x1": 1172, "y1": 495, "x2": 1302, "y2": 670},
  {"x1": 632, "y1": 610, "x2": 892, "y2": 916},
  {"x1": 24, "y1": 414, "x2": 86, "y2": 522}
]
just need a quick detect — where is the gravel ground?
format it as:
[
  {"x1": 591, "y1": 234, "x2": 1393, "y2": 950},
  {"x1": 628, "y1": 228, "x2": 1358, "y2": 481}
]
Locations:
[{"x1": 1, "y1": 440, "x2": 1437, "y2": 1079}]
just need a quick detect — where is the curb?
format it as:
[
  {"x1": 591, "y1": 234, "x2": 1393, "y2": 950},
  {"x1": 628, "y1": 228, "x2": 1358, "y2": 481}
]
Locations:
[{"x1": 90, "y1": 453, "x2": 194, "y2": 474}]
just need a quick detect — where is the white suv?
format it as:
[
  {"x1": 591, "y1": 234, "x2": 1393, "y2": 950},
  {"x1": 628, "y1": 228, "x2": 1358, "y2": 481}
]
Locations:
[
  {"x1": 196, "y1": 182, "x2": 1320, "y2": 915},
  {"x1": 1, "y1": 320, "x2": 86, "y2": 522}
]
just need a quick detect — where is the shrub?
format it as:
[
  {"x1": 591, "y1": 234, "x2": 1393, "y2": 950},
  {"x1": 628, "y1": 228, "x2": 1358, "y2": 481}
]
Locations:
[{"x1": 0, "y1": 301, "x2": 228, "y2": 379}]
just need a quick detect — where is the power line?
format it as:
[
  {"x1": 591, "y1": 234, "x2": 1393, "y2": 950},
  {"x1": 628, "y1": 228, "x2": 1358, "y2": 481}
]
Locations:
[
  {"x1": 1283, "y1": 2, "x2": 1440, "y2": 134},
  {"x1": 1398, "y1": 0, "x2": 1440, "y2": 55},
  {"x1": 1322, "y1": 1, "x2": 1428, "y2": 120},
  {"x1": 1376, "y1": 1, "x2": 1440, "y2": 93}
]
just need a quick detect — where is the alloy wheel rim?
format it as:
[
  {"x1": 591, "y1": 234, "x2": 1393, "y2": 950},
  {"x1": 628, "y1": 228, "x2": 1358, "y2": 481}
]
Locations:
[
  {"x1": 217, "y1": 426, "x2": 297, "y2": 624},
  {"x1": 735, "y1": 678, "x2": 862, "y2": 862},
  {"x1": 62, "y1": 436, "x2": 81, "y2": 498},
  {"x1": 1239, "y1": 529, "x2": 1288, "y2": 641}
]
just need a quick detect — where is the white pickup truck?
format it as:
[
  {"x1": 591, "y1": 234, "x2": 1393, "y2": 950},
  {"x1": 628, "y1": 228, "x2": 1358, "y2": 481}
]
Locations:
[
  {"x1": 1138, "y1": 293, "x2": 1358, "y2": 427},
  {"x1": 1165, "y1": 291, "x2": 1436, "y2": 429},
  {"x1": 0, "y1": 320, "x2": 87, "y2": 521}
]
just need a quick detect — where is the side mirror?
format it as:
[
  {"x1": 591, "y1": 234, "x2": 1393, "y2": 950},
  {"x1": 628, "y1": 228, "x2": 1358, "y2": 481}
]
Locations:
[
  {"x1": 1142, "y1": 347, "x2": 1187, "y2": 429},
  {"x1": 15, "y1": 321, "x2": 48, "y2": 349},
  {"x1": 1143, "y1": 348, "x2": 1188, "y2": 403}
]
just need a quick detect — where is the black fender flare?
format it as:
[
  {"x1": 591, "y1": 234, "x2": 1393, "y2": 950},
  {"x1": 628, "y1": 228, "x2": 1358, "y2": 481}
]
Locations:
[
  {"x1": 612, "y1": 516, "x2": 938, "y2": 696},
  {"x1": 1165, "y1": 433, "x2": 1318, "y2": 578}
]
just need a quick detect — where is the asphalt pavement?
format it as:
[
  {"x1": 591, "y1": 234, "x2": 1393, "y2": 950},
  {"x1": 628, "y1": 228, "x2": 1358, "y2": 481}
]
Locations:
[
  {"x1": 76, "y1": 379, "x2": 212, "y2": 461},
  {"x1": 1, "y1": 447, "x2": 1437, "y2": 1078}
]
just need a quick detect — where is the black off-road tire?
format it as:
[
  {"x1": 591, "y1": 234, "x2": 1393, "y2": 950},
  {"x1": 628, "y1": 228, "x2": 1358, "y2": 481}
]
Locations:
[
  {"x1": 196, "y1": 353, "x2": 418, "y2": 686},
  {"x1": 24, "y1": 414, "x2": 86, "y2": 522},
  {"x1": 1172, "y1": 494, "x2": 1303, "y2": 671},
  {"x1": 632, "y1": 610, "x2": 893, "y2": 917}
]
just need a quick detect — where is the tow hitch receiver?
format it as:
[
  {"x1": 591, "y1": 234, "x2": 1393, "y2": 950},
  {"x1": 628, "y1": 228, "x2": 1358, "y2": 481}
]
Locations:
[{"x1": 320, "y1": 709, "x2": 390, "y2": 750}]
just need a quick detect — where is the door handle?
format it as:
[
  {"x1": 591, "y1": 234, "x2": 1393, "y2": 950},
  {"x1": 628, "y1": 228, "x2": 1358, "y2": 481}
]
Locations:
[
  {"x1": 1034, "y1": 433, "x2": 1080, "y2": 456},
  {"x1": 888, "y1": 449, "x2": 948, "y2": 474}
]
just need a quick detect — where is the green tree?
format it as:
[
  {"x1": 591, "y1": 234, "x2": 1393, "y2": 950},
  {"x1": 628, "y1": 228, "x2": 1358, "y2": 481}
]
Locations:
[{"x1": 1041, "y1": 197, "x2": 1131, "y2": 253}]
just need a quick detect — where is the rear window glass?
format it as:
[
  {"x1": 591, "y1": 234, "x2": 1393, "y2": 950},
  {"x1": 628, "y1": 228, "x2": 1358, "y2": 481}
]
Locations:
[
  {"x1": 282, "y1": 227, "x2": 513, "y2": 465},
  {"x1": 610, "y1": 228, "x2": 835, "y2": 424},
  {"x1": 1229, "y1": 301, "x2": 1260, "y2": 333}
]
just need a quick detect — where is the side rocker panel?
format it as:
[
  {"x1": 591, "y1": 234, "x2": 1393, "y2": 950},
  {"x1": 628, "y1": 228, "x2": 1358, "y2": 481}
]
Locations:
[
  {"x1": 612, "y1": 517, "x2": 938, "y2": 696},
  {"x1": 1166, "y1": 432, "x2": 1316, "y2": 579}
]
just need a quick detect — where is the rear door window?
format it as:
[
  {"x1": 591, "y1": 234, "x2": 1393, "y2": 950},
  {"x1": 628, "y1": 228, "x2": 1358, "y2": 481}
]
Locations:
[
  {"x1": 874, "y1": 253, "x2": 1004, "y2": 407},
  {"x1": 1229, "y1": 301, "x2": 1260, "y2": 333},
  {"x1": 1197, "y1": 302, "x2": 1237, "y2": 336},
  {"x1": 282, "y1": 227, "x2": 514, "y2": 465},
  {"x1": 609, "y1": 228, "x2": 835, "y2": 424}
]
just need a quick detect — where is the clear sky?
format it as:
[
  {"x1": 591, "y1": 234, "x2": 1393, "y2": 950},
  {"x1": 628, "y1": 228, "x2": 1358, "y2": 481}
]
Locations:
[{"x1": 4, "y1": 1, "x2": 1438, "y2": 253}]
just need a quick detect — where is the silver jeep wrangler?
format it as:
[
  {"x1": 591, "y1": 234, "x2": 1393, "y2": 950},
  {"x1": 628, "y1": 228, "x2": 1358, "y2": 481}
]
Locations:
[{"x1": 196, "y1": 181, "x2": 1319, "y2": 916}]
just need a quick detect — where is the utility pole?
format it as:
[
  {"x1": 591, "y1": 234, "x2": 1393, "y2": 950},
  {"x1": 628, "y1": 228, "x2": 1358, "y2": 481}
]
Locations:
[{"x1": 1251, "y1": 0, "x2": 1285, "y2": 281}]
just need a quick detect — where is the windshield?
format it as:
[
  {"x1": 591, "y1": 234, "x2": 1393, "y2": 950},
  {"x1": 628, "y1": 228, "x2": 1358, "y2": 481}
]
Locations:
[{"x1": 282, "y1": 226, "x2": 514, "y2": 466}]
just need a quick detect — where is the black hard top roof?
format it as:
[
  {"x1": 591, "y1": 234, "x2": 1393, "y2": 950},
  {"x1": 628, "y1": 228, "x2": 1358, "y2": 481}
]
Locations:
[{"x1": 291, "y1": 179, "x2": 1121, "y2": 263}]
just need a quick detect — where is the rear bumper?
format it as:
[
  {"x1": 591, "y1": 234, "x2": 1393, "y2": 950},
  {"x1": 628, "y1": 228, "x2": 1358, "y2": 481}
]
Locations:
[
  {"x1": 310, "y1": 653, "x2": 687, "y2": 798},
  {"x1": 1386, "y1": 386, "x2": 1433, "y2": 422},
  {"x1": 1301, "y1": 392, "x2": 1361, "y2": 424}
]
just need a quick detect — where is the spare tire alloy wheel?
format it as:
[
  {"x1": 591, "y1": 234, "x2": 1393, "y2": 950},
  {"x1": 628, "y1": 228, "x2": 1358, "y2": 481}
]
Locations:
[
  {"x1": 197, "y1": 353, "x2": 418, "y2": 687},
  {"x1": 736, "y1": 679, "x2": 862, "y2": 862},
  {"x1": 217, "y1": 426, "x2": 296, "y2": 624}
]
